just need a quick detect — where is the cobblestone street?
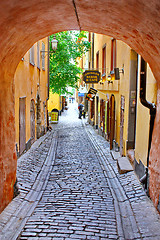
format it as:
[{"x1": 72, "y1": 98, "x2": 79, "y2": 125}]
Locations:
[{"x1": 0, "y1": 103, "x2": 160, "y2": 240}]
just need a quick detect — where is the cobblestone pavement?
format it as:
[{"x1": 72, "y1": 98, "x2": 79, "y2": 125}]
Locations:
[{"x1": 0, "y1": 102, "x2": 160, "y2": 240}]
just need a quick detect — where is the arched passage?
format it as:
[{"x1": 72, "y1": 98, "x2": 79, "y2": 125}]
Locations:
[{"x1": 0, "y1": 0, "x2": 160, "y2": 212}]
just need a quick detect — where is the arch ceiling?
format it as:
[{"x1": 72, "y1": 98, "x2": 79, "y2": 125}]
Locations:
[{"x1": 0, "y1": 0, "x2": 160, "y2": 82}]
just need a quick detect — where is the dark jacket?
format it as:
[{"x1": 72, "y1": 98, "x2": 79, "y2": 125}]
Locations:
[{"x1": 78, "y1": 103, "x2": 84, "y2": 111}]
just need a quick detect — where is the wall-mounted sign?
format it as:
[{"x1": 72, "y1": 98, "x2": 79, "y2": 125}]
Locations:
[
  {"x1": 78, "y1": 85, "x2": 88, "y2": 93},
  {"x1": 83, "y1": 70, "x2": 101, "y2": 83},
  {"x1": 86, "y1": 87, "x2": 98, "y2": 100},
  {"x1": 88, "y1": 87, "x2": 98, "y2": 95},
  {"x1": 78, "y1": 92, "x2": 85, "y2": 97}
]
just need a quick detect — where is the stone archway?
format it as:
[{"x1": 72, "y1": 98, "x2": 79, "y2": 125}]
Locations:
[{"x1": 0, "y1": 0, "x2": 160, "y2": 212}]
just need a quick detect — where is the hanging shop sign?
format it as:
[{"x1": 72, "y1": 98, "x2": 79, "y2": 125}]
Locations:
[
  {"x1": 86, "y1": 87, "x2": 97, "y2": 100},
  {"x1": 83, "y1": 70, "x2": 101, "y2": 83},
  {"x1": 88, "y1": 87, "x2": 97, "y2": 95}
]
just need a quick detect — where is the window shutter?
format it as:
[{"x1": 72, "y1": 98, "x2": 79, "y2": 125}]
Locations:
[
  {"x1": 42, "y1": 42, "x2": 45, "y2": 70},
  {"x1": 37, "y1": 42, "x2": 40, "y2": 69},
  {"x1": 30, "y1": 45, "x2": 35, "y2": 66}
]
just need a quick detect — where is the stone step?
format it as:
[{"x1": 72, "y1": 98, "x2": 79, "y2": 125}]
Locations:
[{"x1": 117, "y1": 157, "x2": 133, "y2": 174}]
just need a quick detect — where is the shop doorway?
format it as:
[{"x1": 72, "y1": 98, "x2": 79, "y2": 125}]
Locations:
[
  {"x1": 110, "y1": 94, "x2": 115, "y2": 150},
  {"x1": 100, "y1": 99, "x2": 105, "y2": 134}
]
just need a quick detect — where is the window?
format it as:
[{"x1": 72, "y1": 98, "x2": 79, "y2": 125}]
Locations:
[
  {"x1": 96, "y1": 51, "x2": 99, "y2": 71},
  {"x1": 42, "y1": 42, "x2": 45, "y2": 70},
  {"x1": 111, "y1": 39, "x2": 116, "y2": 71},
  {"x1": 102, "y1": 45, "x2": 106, "y2": 76},
  {"x1": 37, "y1": 41, "x2": 40, "y2": 69},
  {"x1": 30, "y1": 45, "x2": 35, "y2": 66},
  {"x1": 89, "y1": 32, "x2": 91, "y2": 42}
]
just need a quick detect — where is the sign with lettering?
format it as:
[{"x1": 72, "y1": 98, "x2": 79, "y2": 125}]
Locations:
[
  {"x1": 88, "y1": 87, "x2": 97, "y2": 95},
  {"x1": 86, "y1": 87, "x2": 98, "y2": 100},
  {"x1": 78, "y1": 92, "x2": 85, "y2": 97},
  {"x1": 83, "y1": 70, "x2": 101, "y2": 83}
]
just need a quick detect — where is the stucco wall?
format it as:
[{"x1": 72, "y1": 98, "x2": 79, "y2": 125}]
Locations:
[{"x1": 14, "y1": 37, "x2": 48, "y2": 154}]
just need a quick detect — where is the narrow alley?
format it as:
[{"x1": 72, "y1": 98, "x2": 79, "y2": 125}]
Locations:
[{"x1": 0, "y1": 103, "x2": 160, "y2": 240}]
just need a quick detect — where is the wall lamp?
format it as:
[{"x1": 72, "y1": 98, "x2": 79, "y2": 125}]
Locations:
[
  {"x1": 107, "y1": 74, "x2": 113, "y2": 84},
  {"x1": 41, "y1": 35, "x2": 58, "y2": 58},
  {"x1": 99, "y1": 77, "x2": 104, "y2": 84},
  {"x1": 109, "y1": 67, "x2": 124, "y2": 81},
  {"x1": 51, "y1": 35, "x2": 58, "y2": 51}
]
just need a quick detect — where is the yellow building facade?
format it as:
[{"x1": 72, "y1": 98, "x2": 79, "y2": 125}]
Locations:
[
  {"x1": 48, "y1": 93, "x2": 62, "y2": 112},
  {"x1": 14, "y1": 37, "x2": 49, "y2": 156},
  {"x1": 85, "y1": 33, "x2": 157, "y2": 183}
]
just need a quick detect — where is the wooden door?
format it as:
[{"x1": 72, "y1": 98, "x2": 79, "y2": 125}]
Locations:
[
  {"x1": 103, "y1": 100, "x2": 105, "y2": 133},
  {"x1": 120, "y1": 95, "x2": 125, "y2": 156},
  {"x1": 96, "y1": 96, "x2": 99, "y2": 128},
  {"x1": 110, "y1": 94, "x2": 115, "y2": 150},
  {"x1": 107, "y1": 99, "x2": 110, "y2": 140},
  {"x1": 100, "y1": 99, "x2": 105, "y2": 133},
  {"x1": 100, "y1": 99, "x2": 103, "y2": 128},
  {"x1": 19, "y1": 97, "x2": 26, "y2": 155},
  {"x1": 30, "y1": 100, "x2": 35, "y2": 144},
  {"x1": 90, "y1": 98, "x2": 95, "y2": 120}
]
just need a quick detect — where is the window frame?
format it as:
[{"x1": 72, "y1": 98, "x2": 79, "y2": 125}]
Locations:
[
  {"x1": 42, "y1": 42, "x2": 45, "y2": 71},
  {"x1": 96, "y1": 51, "x2": 99, "y2": 71},
  {"x1": 111, "y1": 39, "x2": 116, "y2": 72},
  {"x1": 102, "y1": 44, "x2": 106, "y2": 76}
]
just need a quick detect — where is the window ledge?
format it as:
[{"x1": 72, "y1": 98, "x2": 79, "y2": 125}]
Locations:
[{"x1": 30, "y1": 62, "x2": 35, "y2": 67}]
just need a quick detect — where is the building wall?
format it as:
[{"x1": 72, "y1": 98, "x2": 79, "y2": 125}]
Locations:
[
  {"x1": 135, "y1": 56, "x2": 157, "y2": 169},
  {"x1": 86, "y1": 32, "x2": 157, "y2": 180},
  {"x1": 92, "y1": 33, "x2": 131, "y2": 155},
  {"x1": 48, "y1": 93, "x2": 62, "y2": 112},
  {"x1": 14, "y1": 37, "x2": 49, "y2": 155}
]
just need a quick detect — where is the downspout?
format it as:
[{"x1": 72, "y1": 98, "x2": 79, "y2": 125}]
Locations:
[
  {"x1": 47, "y1": 36, "x2": 50, "y2": 101},
  {"x1": 46, "y1": 36, "x2": 50, "y2": 130},
  {"x1": 139, "y1": 57, "x2": 156, "y2": 191},
  {"x1": 92, "y1": 33, "x2": 94, "y2": 71}
]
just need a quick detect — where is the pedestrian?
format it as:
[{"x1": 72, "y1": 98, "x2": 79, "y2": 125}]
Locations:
[{"x1": 78, "y1": 102, "x2": 84, "y2": 119}]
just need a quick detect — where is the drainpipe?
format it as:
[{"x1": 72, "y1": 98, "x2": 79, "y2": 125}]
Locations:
[
  {"x1": 47, "y1": 36, "x2": 50, "y2": 101},
  {"x1": 139, "y1": 58, "x2": 156, "y2": 191},
  {"x1": 46, "y1": 36, "x2": 50, "y2": 130}
]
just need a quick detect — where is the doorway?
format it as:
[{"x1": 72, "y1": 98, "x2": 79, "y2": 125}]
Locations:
[
  {"x1": 110, "y1": 94, "x2": 115, "y2": 150},
  {"x1": 19, "y1": 97, "x2": 26, "y2": 155},
  {"x1": 120, "y1": 95, "x2": 125, "y2": 156},
  {"x1": 30, "y1": 100, "x2": 35, "y2": 144},
  {"x1": 127, "y1": 50, "x2": 138, "y2": 150}
]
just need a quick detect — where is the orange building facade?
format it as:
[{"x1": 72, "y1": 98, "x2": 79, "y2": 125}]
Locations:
[{"x1": 14, "y1": 37, "x2": 49, "y2": 157}]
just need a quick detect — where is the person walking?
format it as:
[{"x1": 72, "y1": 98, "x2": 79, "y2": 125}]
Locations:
[{"x1": 78, "y1": 102, "x2": 84, "y2": 119}]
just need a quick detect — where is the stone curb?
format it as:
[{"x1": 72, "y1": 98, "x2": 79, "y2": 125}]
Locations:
[
  {"x1": 0, "y1": 131, "x2": 58, "y2": 240},
  {"x1": 84, "y1": 121, "x2": 160, "y2": 239},
  {"x1": 84, "y1": 124, "x2": 141, "y2": 239}
]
